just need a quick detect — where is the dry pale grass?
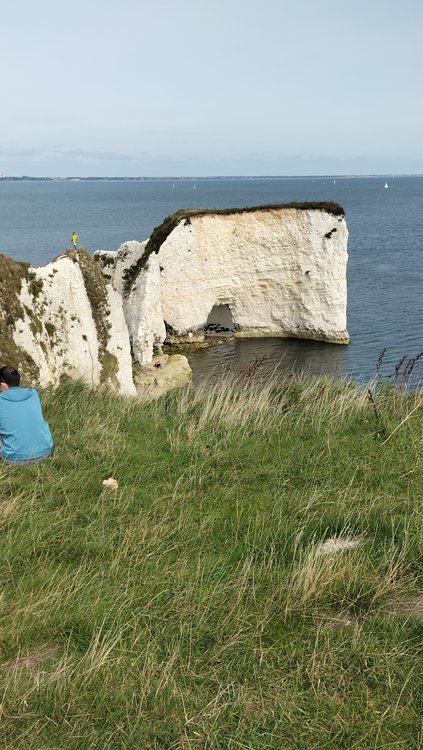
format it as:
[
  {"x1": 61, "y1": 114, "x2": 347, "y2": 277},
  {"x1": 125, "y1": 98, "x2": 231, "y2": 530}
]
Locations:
[
  {"x1": 165, "y1": 372, "x2": 369, "y2": 448},
  {"x1": 1, "y1": 377, "x2": 423, "y2": 748},
  {"x1": 281, "y1": 523, "x2": 418, "y2": 616}
]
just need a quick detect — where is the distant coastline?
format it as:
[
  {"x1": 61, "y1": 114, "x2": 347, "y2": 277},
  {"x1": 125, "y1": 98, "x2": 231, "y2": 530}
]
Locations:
[{"x1": 0, "y1": 174, "x2": 422, "y2": 182}]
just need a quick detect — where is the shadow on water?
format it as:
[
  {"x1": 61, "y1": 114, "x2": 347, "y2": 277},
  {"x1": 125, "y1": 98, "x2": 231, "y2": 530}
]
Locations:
[{"x1": 186, "y1": 338, "x2": 349, "y2": 383}]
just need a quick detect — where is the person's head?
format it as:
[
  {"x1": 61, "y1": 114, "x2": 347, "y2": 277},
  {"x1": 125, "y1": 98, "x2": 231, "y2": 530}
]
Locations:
[{"x1": 0, "y1": 365, "x2": 21, "y2": 390}]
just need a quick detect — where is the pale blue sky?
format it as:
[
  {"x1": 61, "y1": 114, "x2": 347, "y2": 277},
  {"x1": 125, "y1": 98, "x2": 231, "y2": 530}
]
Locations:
[{"x1": 1, "y1": 0, "x2": 422, "y2": 176}]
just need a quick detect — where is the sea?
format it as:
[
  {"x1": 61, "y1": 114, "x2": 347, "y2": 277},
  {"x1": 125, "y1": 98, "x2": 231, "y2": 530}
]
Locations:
[{"x1": 1, "y1": 175, "x2": 423, "y2": 384}]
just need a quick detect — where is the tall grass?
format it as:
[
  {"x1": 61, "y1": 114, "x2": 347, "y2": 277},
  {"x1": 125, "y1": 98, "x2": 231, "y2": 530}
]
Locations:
[{"x1": 1, "y1": 375, "x2": 423, "y2": 748}]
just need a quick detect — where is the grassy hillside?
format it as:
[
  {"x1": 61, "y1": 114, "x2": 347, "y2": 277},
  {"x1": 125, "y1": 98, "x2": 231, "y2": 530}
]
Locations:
[{"x1": 1, "y1": 374, "x2": 423, "y2": 749}]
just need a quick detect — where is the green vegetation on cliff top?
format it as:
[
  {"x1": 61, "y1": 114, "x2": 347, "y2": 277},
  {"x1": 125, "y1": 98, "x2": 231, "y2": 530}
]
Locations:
[
  {"x1": 1, "y1": 373, "x2": 422, "y2": 749},
  {"x1": 0, "y1": 254, "x2": 39, "y2": 382}
]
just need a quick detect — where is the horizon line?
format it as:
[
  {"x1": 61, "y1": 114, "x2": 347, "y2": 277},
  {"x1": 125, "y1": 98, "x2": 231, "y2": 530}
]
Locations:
[{"x1": 1, "y1": 173, "x2": 422, "y2": 180}]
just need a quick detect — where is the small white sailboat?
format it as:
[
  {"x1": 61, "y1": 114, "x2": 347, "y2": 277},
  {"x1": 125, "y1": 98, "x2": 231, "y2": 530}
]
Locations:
[
  {"x1": 384, "y1": 181, "x2": 389, "y2": 189},
  {"x1": 193, "y1": 184, "x2": 196, "y2": 190}
]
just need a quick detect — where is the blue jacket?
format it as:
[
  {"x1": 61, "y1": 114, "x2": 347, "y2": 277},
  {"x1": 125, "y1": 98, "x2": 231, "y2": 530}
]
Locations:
[{"x1": 0, "y1": 387, "x2": 53, "y2": 463}]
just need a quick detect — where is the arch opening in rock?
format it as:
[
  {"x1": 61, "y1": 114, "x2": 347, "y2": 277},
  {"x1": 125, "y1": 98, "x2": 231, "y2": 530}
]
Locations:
[{"x1": 204, "y1": 304, "x2": 235, "y2": 336}]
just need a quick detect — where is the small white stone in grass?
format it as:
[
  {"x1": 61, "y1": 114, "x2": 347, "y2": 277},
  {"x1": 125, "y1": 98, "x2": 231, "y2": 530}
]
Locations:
[
  {"x1": 316, "y1": 537, "x2": 362, "y2": 555},
  {"x1": 102, "y1": 477, "x2": 119, "y2": 490}
]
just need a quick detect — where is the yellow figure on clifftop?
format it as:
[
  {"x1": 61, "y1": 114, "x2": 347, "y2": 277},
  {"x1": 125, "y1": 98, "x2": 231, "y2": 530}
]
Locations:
[{"x1": 71, "y1": 231, "x2": 78, "y2": 249}]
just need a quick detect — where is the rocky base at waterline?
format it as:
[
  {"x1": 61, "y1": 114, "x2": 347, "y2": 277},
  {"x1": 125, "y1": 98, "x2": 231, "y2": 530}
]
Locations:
[
  {"x1": 0, "y1": 202, "x2": 349, "y2": 395},
  {"x1": 133, "y1": 354, "x2": 192, "y2": 399}
]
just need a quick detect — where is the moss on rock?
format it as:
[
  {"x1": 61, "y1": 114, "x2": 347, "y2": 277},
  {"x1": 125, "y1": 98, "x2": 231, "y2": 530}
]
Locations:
[
  {"x1": 0, "y1": 254, "x2": 40, "y2": 382},
  {"x1": 100, "y1": 350, "x2": 119, "y2": 389},
  {"x1": 44, "y1": 322, "x2": 57, "y2": 338},
  {"x1": 27, "y1": 273, "x2": 44, "y2": 298},
  {"x1": 72, "y1": 248, "x2": 118, "y2": 385}
]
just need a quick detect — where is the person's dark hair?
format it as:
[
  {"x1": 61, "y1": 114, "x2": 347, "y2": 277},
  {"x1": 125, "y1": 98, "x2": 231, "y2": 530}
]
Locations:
[{"x1": 0, "y1": 365, "x2": 21, "y2": 387}]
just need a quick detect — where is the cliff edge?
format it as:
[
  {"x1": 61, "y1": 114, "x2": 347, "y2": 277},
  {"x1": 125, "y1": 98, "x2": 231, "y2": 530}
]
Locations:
[
  {"x1": 0, "y1": 203, "x2": 349, "y2": 393},
  {"x1": 0, "y1": 249, "x2": 136, "y2": 395}
]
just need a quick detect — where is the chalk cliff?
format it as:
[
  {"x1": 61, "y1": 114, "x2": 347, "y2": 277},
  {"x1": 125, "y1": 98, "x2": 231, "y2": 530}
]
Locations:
[
  {"x1": 0, "y1": 249, "x2": 136, "y2": 395},
  {"x1": 99, "y1": 202, "x2": 349, "y2": 365},
  {"x1": 95, "y1": 242, "x2": 166, "y2": 366},
  {"x1": 0, "y1": 202, "x2": 348, "y2": 393}
]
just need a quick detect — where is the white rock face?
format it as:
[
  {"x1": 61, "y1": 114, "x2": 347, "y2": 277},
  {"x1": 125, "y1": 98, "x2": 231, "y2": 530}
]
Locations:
[
  {"x1": 110, "y1": 205, "x2": 349, "y2": 364},
  {"x1": 3, "y1": 252, "x2": 136, "y2": 395},
  {"x1": 1, "y1": 203, "x2": 348, "y2": 393},
  {"x1": 104, "y1": 284, "x2": 137, "y2": 395},
  {"x1": 158, "y1": 208, "x2": 348, "y2": 342},
  {"x1": 96, "y1": 242, "x2": 165, "y2": 366}
]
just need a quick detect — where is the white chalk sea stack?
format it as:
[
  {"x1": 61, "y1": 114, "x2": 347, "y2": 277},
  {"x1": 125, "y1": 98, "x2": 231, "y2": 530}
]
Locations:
[{"x1": 97, "y1": 202, "x2": 349, "y2": 366}]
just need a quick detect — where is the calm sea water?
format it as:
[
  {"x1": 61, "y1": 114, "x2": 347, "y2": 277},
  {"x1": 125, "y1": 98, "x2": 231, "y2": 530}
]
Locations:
[{"x1": 1, "y1": 176, "x2": 423, "y2": 384}]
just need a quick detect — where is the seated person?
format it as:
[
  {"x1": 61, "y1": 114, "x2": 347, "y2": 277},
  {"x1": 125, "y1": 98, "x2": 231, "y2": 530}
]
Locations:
[{"x1": 0, "y1": 365, "x2": 53, "y2": 464}]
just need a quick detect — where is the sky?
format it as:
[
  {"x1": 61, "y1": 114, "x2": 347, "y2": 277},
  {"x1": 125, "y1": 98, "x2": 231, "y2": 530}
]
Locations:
[{"x1": 1, "y1": 0, "x2": 422, "y2": 177}]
